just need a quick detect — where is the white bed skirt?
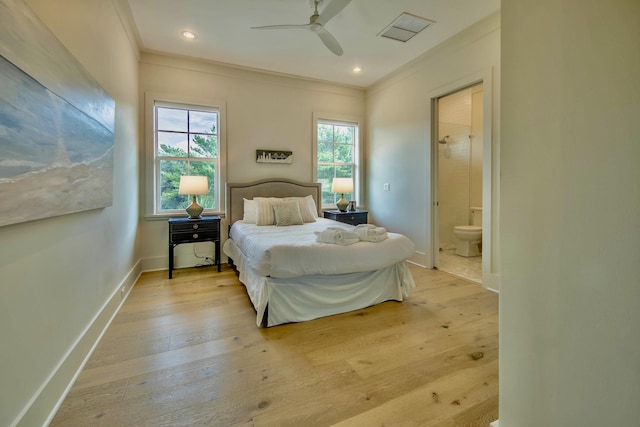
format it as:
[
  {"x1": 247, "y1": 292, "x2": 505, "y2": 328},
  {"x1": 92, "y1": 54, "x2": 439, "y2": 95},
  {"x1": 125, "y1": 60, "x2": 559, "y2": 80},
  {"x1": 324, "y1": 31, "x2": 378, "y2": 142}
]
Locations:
[{"x1": 224, "y1": 238, "x2": 416, "y2": 327}]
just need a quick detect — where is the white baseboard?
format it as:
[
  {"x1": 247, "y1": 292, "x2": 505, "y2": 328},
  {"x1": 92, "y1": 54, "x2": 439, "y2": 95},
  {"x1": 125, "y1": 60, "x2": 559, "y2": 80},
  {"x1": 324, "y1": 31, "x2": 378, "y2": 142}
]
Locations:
[
  {"x1": 140, "y1": 255, "x2": 167, "y2": 272},
  {"x1": 12, "y1": 260, "x2": 142, "y2": 427},
  {"x1": 483, "y1": 272, "x2": 500, "y2": 293},
  {"x1": 408, "y1": 250, "x2": 429, "y2": 268}
]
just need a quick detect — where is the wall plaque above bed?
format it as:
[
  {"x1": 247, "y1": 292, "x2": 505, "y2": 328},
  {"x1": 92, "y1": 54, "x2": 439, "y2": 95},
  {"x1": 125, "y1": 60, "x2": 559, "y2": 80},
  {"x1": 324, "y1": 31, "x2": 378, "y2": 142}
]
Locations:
[{"x1": 256, "y1": 149, "x2": 293, "y2": 164}]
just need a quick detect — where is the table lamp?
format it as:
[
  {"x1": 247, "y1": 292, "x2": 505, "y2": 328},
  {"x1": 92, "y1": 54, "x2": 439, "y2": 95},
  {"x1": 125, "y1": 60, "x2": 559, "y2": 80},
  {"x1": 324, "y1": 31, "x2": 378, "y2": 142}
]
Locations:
[
  {"x1": 331, "y1": 177, "x2": 353, "y2": 212},
  {"x1": 178, "y1": 175, "x2": 209, "y2": 219}
]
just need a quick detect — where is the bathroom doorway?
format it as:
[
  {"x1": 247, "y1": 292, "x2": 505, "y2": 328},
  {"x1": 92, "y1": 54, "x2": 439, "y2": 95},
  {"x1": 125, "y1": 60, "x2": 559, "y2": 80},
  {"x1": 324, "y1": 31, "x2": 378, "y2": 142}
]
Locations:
[{"x1": 433, "y1": 83, "x2": 484, "y2": 283}]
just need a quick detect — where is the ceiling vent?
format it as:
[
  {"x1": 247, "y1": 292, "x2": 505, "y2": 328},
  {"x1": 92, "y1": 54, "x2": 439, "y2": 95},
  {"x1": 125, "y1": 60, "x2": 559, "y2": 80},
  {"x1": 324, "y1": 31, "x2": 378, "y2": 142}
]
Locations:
[{"x1": 378, "y1": 12, "x2": 435, "y2": 43}]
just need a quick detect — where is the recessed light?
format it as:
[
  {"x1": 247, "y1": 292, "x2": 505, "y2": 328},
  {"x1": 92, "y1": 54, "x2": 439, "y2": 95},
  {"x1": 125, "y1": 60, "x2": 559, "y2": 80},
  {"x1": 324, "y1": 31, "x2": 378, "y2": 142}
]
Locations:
[
  {"x1": 181, "y1": 31, "x2": 196, "y2": 39},
  {"x1": 352, "y1": 66, "x2": 362, "y2": 74}
]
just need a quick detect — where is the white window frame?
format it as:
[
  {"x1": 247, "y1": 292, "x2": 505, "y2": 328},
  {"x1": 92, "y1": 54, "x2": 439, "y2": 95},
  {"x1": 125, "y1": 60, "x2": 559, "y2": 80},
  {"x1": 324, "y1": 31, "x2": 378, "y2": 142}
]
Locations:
[
  {"x1": 312, "y1": 112, "x2": 363, "y2": 209},
  {"x1": 144, "y1": 92, "x2": 227, "y2": 218}
]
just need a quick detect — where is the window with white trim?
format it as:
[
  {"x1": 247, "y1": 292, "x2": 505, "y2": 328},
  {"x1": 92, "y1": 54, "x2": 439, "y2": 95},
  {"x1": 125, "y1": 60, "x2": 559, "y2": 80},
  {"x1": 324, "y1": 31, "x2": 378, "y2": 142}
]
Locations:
[
  {"x1": 313, "y1": 113, "x2": 362, "y2": 208},
  {"x1": 145, "y1": 95, "x2": 226, "y2": 217}
]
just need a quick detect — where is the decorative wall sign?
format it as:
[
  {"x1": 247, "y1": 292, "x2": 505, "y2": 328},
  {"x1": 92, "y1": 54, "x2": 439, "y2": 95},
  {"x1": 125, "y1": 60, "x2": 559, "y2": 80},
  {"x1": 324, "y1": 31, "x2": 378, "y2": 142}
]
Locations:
[
  {"x1": 0, "y1": 0, "x2": 115, "y2": 227},
  {"x1": 256, "y1": 149, "x2": 293, "y2": 164}
]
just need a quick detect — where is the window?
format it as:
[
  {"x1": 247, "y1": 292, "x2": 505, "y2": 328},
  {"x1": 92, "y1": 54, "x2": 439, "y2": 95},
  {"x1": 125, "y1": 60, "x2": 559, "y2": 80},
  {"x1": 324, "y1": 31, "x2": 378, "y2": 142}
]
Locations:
[
  {"x1": 145, "y1": 94, "x2": 226, "y2": 217},
  {"x1": 314, "y1": 113, "x2": 362, "y2": 208}
]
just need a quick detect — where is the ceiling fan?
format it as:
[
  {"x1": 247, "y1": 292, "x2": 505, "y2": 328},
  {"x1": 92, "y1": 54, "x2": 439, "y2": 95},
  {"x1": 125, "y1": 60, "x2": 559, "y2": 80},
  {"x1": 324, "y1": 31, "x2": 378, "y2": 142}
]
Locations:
[{"x1": 251, "y1": 0, "x2": 352, "y2": 56}]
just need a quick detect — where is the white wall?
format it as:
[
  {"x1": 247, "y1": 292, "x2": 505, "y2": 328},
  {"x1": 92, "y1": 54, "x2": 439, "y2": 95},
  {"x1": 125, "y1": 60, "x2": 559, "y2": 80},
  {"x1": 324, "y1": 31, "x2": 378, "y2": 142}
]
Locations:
[
  {"x1": 137, "y1": 53, "x2": 366, "y2": 270},
  {"x1": 0, "y1": 1, "x2": 140, "y2": 426},
  {"x1": 500, "y1": 0, "x2": 640, "y2": 425},
  {"x1": 366, "y1": 12, "x2": 500, "y2": 289}
]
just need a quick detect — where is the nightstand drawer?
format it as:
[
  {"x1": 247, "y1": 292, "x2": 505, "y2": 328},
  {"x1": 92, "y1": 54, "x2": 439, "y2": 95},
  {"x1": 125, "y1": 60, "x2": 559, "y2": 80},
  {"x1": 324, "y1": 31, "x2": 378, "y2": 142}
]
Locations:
[
  {"x1": 170, "y1": 221, "x2": 218, "y2": 232},
  {"x1": 170, "y1": 229, "x2": 219, "y2": 244},
  {"x1": 341, "y1": 213, "x2": 366, "y2": 225},
  {"x1": 323, "y1": 210, "x2": 368, "y2": 226}
]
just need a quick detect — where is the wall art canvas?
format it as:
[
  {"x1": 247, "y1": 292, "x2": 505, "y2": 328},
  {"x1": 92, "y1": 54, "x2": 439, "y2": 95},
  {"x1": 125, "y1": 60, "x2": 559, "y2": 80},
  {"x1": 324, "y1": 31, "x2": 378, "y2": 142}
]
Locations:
[
  {"x1": 256, "y1": 149, "x2": 293, "y2": 164},
  {"x1": 0, "y1": 0, "x2": 115, "y2": 227}
]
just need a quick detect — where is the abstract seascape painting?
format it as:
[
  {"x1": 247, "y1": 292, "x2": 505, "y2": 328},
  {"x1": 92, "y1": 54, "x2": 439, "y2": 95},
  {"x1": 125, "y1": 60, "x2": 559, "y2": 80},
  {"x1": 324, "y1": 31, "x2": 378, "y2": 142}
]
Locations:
[{"x1": 0, "y1": 0, "x2": 115, "y2": 227}]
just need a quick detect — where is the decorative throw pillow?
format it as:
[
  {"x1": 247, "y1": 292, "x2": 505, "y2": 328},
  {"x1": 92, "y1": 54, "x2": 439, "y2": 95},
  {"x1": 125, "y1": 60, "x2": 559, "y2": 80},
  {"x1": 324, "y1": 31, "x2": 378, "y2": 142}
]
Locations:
[
  {"x1": 255, "y1": 197, "x2": 278, "y2": 225},
  {"x1": 273, "y1": 200, "x2": 304, "y2": 226},
  {"x1": 243, "y1": 198, "x2": 257, "y2": 223},
  {"x1": 303, "y1": 194, "x2": 319, "y2": 219},
  {"x1": 284, "y1": 195, "x2": 318, "y2": 222}
]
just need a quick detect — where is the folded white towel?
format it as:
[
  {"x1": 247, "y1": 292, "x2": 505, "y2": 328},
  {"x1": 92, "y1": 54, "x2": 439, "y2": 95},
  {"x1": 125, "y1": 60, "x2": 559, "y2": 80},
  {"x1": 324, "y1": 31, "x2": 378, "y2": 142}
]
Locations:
[
  {"x1": 355, "y1": 224, "x2": 387, "y2": 240},
  {"x1": 367, "y1": 233, "x2": 387, "y2": 243},
  {"x1": 368, "y1": 227, "x2": 387, "y2": 236},
  {"x1": 315, "y1": 228, "x2": 359, "y2": 246},
  {"x1": 355, "y1": 224, "x2": 375, "y2": 229},
  {"x1": 354, "y1": 227, "x2": 369, "y2": 241},
  {"x1": 355, "y1": 224, "x2": 386, "y2": 235}
]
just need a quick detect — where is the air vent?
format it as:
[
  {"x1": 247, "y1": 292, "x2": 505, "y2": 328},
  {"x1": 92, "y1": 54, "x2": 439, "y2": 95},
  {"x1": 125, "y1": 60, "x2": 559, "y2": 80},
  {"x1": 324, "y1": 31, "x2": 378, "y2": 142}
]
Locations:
[{"x1": 378, "y1": 12, "x2": 435, "y2": 43}]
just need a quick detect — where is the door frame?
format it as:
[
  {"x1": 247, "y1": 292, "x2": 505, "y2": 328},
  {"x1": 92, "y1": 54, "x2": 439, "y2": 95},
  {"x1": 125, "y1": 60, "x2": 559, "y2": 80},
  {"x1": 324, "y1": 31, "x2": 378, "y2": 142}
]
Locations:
[{"x1": 428, "y1": 68, "x2": 497, "y2": 290}]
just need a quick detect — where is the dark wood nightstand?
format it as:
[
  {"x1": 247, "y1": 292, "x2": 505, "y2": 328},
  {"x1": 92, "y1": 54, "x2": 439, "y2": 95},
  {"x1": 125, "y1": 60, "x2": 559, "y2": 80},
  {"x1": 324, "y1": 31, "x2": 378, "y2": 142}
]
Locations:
[
  {"x1": 168, "y1": 216, "x2": 221, "y2": 278},
  {"x1": 323, "y1": 209, "x2": 368, "y2": 226}
]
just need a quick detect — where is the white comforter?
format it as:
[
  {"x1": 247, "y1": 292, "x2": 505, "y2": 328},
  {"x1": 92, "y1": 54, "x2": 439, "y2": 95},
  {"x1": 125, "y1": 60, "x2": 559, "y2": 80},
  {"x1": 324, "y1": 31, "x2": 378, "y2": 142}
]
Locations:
[{"x1": 227, "y1": 218, "x2": 415, "y2": 278}]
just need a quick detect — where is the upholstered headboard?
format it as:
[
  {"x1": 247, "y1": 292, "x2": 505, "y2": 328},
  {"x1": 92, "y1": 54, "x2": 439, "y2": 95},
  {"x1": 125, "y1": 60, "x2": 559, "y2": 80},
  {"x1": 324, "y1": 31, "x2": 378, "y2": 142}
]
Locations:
[{"x1": 226, "y1": 178, "x2": 322, "y2": 225}]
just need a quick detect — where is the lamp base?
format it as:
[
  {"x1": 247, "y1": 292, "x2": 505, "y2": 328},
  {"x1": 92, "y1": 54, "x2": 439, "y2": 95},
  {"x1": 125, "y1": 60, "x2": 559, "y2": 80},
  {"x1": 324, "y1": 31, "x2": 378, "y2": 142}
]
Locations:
[
  {"x1": 185, "y1": 196, "x2": 204, "y2": 219},
  {"x1": 336, "y1": 194, "x2": 348, "y2": 212}
]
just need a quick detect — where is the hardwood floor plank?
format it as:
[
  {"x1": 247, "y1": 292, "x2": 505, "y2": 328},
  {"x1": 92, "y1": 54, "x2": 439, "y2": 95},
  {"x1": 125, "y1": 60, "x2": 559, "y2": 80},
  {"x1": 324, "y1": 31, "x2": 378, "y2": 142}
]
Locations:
[
  {"x1": 72, "y1": 335, "x2": 245, "y2": 391},
  {"x1": 330, "y1": 360, "x2": 498, "y2": 427},
  {"x1": 50, "y1": 263, "x2": 498, "y2": 426}
]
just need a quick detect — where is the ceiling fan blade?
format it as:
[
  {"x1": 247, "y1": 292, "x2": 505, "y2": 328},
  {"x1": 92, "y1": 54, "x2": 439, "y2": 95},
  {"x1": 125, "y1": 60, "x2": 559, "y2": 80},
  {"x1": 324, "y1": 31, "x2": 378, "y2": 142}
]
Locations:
[
  {"x1": 316, "y1": 0, "x2": 351, "y2": 26},
  {"x1": 251, "y1": 24, "x2": 312, "y2": 30},
  {"x1": 316, "y1": 28, "x2": 343, "y2": 56}
]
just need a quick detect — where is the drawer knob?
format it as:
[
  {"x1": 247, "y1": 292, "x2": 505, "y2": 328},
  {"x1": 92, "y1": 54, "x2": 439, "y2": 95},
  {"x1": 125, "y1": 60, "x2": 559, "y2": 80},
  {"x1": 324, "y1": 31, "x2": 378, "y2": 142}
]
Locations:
[
  {"x1": 193, "y1": 224, "x2": 199, "y2": 230},
  {"x1": 193, "y1": 233, "x2": 199, "y2": 239}
]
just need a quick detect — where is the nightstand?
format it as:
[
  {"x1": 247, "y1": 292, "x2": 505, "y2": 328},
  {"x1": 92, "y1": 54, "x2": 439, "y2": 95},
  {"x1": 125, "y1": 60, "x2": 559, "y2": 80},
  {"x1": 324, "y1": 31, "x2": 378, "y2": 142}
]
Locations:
[
  {"x1": 323, "y1": 209, "x2": 368, "y2": 226},
  {"x1": 168, "y1": 216, "x2": 221, "y2": 278}
]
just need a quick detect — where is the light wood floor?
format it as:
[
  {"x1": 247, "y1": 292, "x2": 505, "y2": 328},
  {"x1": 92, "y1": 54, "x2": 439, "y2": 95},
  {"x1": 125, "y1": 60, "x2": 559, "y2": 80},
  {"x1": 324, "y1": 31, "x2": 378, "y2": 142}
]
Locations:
[{"x1": 51, "y1": 263, "x2": 498, "y2": 426}]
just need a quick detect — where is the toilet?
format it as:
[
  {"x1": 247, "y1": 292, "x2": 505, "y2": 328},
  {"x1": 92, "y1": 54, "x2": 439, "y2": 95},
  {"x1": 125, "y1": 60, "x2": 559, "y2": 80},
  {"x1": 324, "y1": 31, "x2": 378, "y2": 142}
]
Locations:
[{"x1": 453, "y1": 207, "x2": 482, "y2": 257}]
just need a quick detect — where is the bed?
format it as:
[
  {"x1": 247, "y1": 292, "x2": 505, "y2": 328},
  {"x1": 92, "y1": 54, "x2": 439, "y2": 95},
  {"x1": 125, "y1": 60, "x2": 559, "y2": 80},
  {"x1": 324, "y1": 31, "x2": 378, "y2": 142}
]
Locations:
[{"x1": 223, "y1": 178, "x2": 416, "y2": 327}]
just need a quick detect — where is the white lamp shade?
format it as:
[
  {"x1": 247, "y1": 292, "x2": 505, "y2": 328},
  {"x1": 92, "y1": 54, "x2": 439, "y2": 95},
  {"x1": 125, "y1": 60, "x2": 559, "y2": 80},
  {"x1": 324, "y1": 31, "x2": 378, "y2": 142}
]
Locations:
[
  {"x1": 178, "y1": 176, "x2": 209, "y2": 195},
  {"x1": 331, "y1": 177, "x2": 353, "y2": 193}
]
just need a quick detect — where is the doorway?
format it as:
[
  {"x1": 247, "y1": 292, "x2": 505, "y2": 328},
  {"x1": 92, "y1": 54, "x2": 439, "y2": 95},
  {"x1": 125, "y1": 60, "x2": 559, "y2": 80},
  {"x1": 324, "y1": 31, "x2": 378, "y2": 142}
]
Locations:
[
  {"x1": 430, "y1": 71, "x2": 494, "y2": 289},
  {"x1": 434, "y1": 83, "x2": 483, "y2": 283}
]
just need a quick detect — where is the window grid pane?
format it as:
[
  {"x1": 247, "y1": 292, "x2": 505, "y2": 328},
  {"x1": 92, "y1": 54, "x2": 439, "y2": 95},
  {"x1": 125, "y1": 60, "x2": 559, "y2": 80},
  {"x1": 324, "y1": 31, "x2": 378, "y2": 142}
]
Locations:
[
  {"x1": 188, "y1": 110, "x2": 217, "y2": 134},
  {"x1": 157, "y1": 108, "x2": 187, "y2": 132},
  {"x1": 159, "y1": 159, "x2": 189, "y2": 210}
]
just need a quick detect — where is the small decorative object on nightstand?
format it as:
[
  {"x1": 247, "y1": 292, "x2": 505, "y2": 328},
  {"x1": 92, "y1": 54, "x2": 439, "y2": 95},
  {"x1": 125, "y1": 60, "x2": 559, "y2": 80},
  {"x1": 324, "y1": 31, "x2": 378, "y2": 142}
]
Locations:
[
  {"x1": 168, "y1": 216, "x2": 220, "y2": 278},
  {"x1": 324, "y1": 209, "x2": 368, "y2": 226}
]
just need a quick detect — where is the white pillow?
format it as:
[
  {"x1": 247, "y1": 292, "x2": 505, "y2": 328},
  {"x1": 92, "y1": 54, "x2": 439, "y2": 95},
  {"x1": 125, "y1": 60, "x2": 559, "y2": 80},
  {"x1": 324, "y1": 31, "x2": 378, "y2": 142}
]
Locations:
[
  {"x1": 273, "y1": 200, "x2": 304, "y2": 226},
  {"x1": 243, "y1": 198, "x2": 257, "y2": 223},
  {"x1": 255, "y1": 197, "x2": 279, "y2": 225},
  {"x1": 285, "y1": 195, "x2": 318, "y2": 222}
]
